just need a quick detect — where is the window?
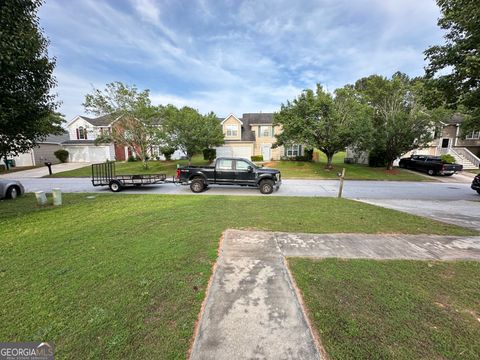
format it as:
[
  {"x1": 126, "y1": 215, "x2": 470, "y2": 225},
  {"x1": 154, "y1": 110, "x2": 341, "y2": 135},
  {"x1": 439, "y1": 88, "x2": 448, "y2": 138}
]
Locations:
[
  {"x1": 217, "y1": 159, "x2": 233, "y2": 170},
  {"x1": 466, "y1": 131, "x2": 480, "y2": 140},
  {"x1": 259, "y1": 125, "x2": 272, "y2": 137},
  {"x1": 236, "y1": 160, "x2": 250, "y2": 170},
  {"x1": 286, "y1": 145, "x2": 300, "y2": 157},
  {"x1": 76, "y1": 126, "x2": 87, "y2": 140},
  {"x1": 226, "y1": 125, "x2": 238, "y2": 137}
]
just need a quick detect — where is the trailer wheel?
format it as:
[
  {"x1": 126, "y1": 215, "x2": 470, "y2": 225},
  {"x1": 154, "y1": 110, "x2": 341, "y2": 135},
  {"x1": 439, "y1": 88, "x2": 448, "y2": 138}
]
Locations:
[
  {"x1": 109, "y1": 180, "x2": 123, "y2": 192},
  {"x1": 427, "y1": 169, "x2": 436, "y2": 176},
  {"x1": 190, "y1": 178, "x2": 205, "y2": 193},
  {"x1": 259, "y1": 179, "x2": 274, "y2": 194}
]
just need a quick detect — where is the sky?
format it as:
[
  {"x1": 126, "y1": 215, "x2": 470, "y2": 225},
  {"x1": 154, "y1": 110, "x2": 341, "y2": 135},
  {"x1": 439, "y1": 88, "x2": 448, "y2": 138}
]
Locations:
[{"x1": 38, "y1": 0, "x2": 445, "y2": 121}]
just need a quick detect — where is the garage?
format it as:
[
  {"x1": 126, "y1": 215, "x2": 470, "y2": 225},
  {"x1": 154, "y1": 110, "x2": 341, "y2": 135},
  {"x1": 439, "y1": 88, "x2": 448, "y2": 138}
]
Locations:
[
  {"x1": 216, "y1": 145, "x2": 253, "y2": 159},
  {"x1": 63, "y1": 144, "x2": 114, "y2": 162}
]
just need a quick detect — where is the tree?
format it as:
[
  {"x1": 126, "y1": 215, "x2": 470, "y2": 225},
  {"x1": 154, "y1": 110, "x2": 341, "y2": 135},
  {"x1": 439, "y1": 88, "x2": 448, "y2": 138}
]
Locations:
[
  {"x1": 83, "y1": 82, "x2": 159, "y2": 169},
  {"x1": 0, "y1": 0, "x2": 64, "y2": 168},
  {"x1": 354, "y1": 73, "x2": 439, "y2": 170},
  {"x1": 424, "y1": 0, "x2": 480, "y2": 131},
  {"x1": 161, "y1": 106, "x2": 224, "y2": 164},
  {"x1": 273, "y1": 84, "x2": 372, "y2": 169}
]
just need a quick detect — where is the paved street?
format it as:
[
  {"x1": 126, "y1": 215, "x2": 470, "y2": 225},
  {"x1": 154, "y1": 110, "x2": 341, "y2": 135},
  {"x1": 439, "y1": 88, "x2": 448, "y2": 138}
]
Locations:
[{"x1": 9, "y1": 177, "x2": 480, "y2": 200}]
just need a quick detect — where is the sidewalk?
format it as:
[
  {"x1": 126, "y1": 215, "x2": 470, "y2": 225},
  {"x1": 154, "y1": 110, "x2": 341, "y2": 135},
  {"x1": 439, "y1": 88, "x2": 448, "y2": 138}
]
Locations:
[
  {"x1": 189, "y1": 230, "x2": 480, "y2": 360},
  {"x1": 0, "y1": 163, "x2": 90, "y2": 179}
]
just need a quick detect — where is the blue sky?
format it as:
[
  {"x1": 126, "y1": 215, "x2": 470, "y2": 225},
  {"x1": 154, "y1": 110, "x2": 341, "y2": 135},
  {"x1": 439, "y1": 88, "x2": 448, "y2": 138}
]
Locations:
[{"x1": 39, "y1": 0, "x2": 444, "y2": 121}]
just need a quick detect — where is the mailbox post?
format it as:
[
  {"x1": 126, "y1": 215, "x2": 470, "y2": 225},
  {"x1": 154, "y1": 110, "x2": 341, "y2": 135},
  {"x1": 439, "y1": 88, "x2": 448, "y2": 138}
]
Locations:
[{"x1": 44, "y1": 162, "x2": 52, "y2": 175}]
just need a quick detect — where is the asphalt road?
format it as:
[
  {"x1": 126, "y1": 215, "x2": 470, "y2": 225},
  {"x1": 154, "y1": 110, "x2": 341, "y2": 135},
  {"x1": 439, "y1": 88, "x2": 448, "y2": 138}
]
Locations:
[{"x1": 14, "y1": 177, "x2": 480, "y2": 201}]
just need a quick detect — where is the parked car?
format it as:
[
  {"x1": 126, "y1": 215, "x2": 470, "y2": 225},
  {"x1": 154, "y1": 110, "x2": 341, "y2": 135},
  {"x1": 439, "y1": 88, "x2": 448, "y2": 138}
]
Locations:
[
  {"x1": 398, "y1": 155, "x2": 463, "y2": 176},
  {"x1": 0, "y1": 179, "x2": 25, "y2": 199},
  {"x1": 471, "y1": 173, "x2": 480, "y2": 195},
  {"x1": 176, "y1": 157, "x2": 281, "y2": 194}
]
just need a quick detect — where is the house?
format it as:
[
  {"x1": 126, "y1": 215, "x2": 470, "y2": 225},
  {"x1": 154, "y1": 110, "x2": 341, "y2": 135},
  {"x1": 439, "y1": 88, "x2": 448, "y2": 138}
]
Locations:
[
  {"x1": 215, "y1": 113, "x2": 304, "y2": 160},
  {"x1": 5, "y1": 131, "x2": 70, "y2": 167},
  {"x1": 64, "y1": 114, "x2": 184, "y2": 162},
  {"x1": 347, "y1": 114, "x2": 480, "y2": 169}
]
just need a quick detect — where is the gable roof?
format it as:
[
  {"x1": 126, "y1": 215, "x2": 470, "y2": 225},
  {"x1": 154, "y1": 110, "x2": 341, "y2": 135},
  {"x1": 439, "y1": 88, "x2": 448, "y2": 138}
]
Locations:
[
  {"x1": 42, "y1": 131, "x2": 69, "y2": 144},
  {"x1": 217, "y1": 113, "x2": 275, "y2": 142},
  {"x1": 242, "y1": 113, "x2": 274, "y2": 124},
  {"x1": 79, "y1": 114, "x2": 117, "y2": 126}
]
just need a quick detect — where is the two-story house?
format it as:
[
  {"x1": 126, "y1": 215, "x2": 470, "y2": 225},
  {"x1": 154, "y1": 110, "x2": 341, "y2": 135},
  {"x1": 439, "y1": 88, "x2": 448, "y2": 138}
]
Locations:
[{"x1": 216, "y1": 113, "x2": 304, "y2": 161}]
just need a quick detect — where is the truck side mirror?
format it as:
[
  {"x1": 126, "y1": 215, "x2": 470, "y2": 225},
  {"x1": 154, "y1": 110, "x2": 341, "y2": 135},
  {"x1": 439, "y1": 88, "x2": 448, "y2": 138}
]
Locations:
[{"x1": 247, "y1": 166, "x2": 253, "y2": 173}]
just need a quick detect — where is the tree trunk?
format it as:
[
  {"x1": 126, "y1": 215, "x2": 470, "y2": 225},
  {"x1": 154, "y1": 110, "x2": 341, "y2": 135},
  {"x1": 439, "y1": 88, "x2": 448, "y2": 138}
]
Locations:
[
  {"x1": 326, "y1": 153, "x2": 334, "y2": 170},
  {"x1": 187, "y1": 153, "x2": 193, "y2": 165},
  {"x1": 386, "y1": 160, "x2": 394, "y2": 170},
  {"x1": 142, "y1": 158, "x2": 149, "y2": 170}
]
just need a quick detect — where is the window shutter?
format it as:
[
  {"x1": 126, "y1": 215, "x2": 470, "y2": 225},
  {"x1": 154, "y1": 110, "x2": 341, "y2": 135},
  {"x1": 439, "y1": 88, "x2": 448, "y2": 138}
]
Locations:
[
  {"x1": 299, "y1": 145, "x2": 302, "y2": 155},
  {"x1": 76, "y1": 128, "x2": 79, "y2": 139},
  {"x1": 84, "y1": 129, "x2": 87, "y2": 139},
  {"x1": 258, "y1": 126, "x2": 261, "y2": 137}
]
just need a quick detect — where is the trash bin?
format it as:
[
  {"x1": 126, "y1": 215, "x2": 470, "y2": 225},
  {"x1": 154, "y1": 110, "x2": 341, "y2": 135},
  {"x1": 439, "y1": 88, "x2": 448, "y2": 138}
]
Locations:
[{"x1": 5, "y1": 159, "x2": 15, "y2": 168}]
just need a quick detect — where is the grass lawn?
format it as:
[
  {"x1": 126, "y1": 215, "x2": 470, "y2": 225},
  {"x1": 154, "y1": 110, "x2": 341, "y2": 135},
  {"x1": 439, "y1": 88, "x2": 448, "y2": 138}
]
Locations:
[
  {"x1": 265, "y1": 152, "x2": 432, "y2": 181},
  {"x1": 289, "y1": 259, "x2": 480, "y2": 359},
  {"x1": 45, "y1": 152, "x2": 430, "y2": 181},
  {"x1": 0, "y1": 194, "x2": 475, "y2": 359},
  {"x1": 466, "y1": 169, "x2": 480, "y2": 175},
  {"x1": 46, "y1": 154, "x2": 210, "y2": 178},
  {"x1": 1, "y1": 165, "x2": 40, "y2": 174}
]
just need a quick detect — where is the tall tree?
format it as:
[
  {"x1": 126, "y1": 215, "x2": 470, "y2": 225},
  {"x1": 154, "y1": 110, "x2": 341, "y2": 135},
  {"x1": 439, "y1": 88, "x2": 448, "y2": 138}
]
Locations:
[
  {"x1": 161, "y1": 106, "x2": 224, "y2": 164},
  {"x1": 274, "y1": 84, "x2": 372, "y2": 169},
  {"x1": 83, "y1": 82, "x2": 159, "y2": 169},
  {"x1": 354, "y1": 73, "x2": 439, "y2": 170},
  {"x1": 424, "y1": 0, "x2": 480, "y2": 132},
  {"x1": 0, "y1": 0, "x2": 63, "y2": 167}
]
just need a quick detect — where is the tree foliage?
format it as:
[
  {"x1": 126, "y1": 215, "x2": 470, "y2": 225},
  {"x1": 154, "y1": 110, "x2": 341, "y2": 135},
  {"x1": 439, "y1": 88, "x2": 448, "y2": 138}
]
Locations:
[
  {"x1": 425, "y1": 0, "x2": 480, "y2": 131},
  {"x1": 83, "y1": 82, "x2": 159, "y2": 169},
  {"x1": 273, "y1": 84, "x2": 372, "y2": 169},
  {"x1": 0, "y1": 0, "x2": 63, "y2": 165},
  {"x1": 354, "y1": 73, "x2": 439, "y2": 169},
  {"x1": 160, "y1": 106, "x2": 224, "y2": 163}
]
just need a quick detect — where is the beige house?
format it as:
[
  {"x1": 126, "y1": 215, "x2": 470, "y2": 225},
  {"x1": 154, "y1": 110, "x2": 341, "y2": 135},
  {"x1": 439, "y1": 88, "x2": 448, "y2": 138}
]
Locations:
[{"x1": 216, "y1": 113, "x2": 304, "y2": 161}]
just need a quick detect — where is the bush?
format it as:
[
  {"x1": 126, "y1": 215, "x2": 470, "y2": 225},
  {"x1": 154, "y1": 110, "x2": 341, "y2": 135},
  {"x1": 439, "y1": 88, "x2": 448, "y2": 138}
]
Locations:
[
  {"x1": 368, "y1": 147, "x2": 387, "y2": 167},
  {"x1": 304, "y1": 149, "x2": 314, "y2": 161},
  {"x1": 203, "y1": 148, "x2": 216, "y2": 161},
  {"x1": 160, "y1": 146, "x2": 176, "y2": 161},
  {"x1": 441, "y1": 154, "x2": 456, "y2": 164},
  {"x1": 251, "y1": 155, "x2": 263, "y2": 161},
  {"x1": 127, "y1": 156, "x2": 137, "y2": 162},
  {"x1": 54, "y1": 149, "x2": 69, "y2": 163}
]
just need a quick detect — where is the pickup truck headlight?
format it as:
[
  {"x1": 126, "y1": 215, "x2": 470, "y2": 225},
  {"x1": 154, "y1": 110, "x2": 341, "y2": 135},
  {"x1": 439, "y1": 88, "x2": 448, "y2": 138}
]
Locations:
[{"x1": 276, "y1": 173, "x2": 280, "y2": 181}]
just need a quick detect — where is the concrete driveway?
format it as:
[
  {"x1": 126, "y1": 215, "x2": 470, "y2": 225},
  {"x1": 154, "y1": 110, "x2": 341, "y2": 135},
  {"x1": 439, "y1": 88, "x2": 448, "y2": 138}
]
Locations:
[{"x1": 0, "y1": 163, "x2": 91, "y2": 179}]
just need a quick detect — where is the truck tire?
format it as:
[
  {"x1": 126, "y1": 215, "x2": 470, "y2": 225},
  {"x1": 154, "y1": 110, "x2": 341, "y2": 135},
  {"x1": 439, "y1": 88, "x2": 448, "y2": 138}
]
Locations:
[
  {"x1": 427, "y1": 169, "x2": 436, "y2": 176},
  {"x1": 259, "y1": 179, "x2": 274, "y2": 194},
  {"x1": 477, "y1": 190, "x2": 480, "y2": 195},
  {"x1": 190, "y1": 178, "x2": 205, "y2": 193},
  {"x1": 109, "y1": 180, "x2": 123, "y2": 192},
  {"x1": 6, "y1": 185, "x2": 20, "y2": 199}
]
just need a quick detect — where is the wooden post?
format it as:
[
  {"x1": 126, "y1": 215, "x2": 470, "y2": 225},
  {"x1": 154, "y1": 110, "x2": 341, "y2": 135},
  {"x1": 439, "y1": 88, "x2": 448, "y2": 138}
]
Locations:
[{"x1": 338, "y1": 168, "x2": 346, "y2": 198}]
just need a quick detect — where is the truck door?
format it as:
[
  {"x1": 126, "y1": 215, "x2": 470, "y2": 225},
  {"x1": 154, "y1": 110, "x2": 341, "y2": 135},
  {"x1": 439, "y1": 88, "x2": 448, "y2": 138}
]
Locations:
[
  {"x1": 215, "y1": 159, "x2": 236, "y2": 184},
  {"x1": 234, "y1": 159, "x2": 256, "y2": 185}
]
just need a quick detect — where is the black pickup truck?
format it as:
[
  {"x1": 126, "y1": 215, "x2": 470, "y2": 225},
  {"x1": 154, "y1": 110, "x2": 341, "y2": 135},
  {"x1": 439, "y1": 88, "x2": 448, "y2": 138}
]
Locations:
[
  {"x1": 176, "y1": 157, "x2": 281, "y2": 194},
  {"x1": 398, "y1": 155, "x2": 463, "y2": 176}
]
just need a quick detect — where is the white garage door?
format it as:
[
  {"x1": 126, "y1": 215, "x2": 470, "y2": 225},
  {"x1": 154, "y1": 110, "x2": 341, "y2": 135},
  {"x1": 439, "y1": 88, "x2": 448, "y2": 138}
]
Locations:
[
  {"x1": 216, "y1": 146, "x2": 252, "y2": 159},
  {"x1": 65, "y1": 145, "x2": 111, "y2": 162}
]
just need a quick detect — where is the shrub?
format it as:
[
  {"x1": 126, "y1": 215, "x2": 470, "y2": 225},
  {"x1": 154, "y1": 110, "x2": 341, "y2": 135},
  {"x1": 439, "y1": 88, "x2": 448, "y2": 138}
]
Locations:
[
  {"x1": 304, "y1": 149, "x2": 314, "y2": 161},
  {"x1": 127, "y1": 156, "x2": 137, "y2": 162},
  {"x1": 203, "y1": 148, "x2": 216, "y2": 161},
  {"x1": 251, "y1": 155, "x2": 263, "y2": 161},
  {"x1": 368, "y1": 147, "x2": 387, "y2": 167},
  {"x1": 441, "y1": 154, "x2": 456, "y2": 164},
  {"x1": 54, "y1": 149, "x2": 69, "y2": 163},
  {"x1": 160, "y1": 146, "x2": 176, "y2": 161}
]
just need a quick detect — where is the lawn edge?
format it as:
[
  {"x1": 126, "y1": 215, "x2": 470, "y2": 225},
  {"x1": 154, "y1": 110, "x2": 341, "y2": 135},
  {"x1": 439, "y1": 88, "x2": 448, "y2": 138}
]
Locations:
[
  {"x1": 186, "y1": 230, "x2": 226, "y2": 359},
  {"x1": 283, "y1": 256, "x2": 330, "y2": 360}
]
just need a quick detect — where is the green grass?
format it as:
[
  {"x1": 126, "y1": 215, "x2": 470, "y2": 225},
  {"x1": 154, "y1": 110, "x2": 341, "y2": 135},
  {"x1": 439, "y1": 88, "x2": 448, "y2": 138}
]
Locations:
[
  {"x1": 0, "y1": 194, "x2": 475, "y2": 359},
  {"x1": 46, "y1": 154, "x2": 209, "y2": 178},
  {"x1": 46, "y1": 152, "x2": 430, "y2": 181},
  {"x1": 290, "y1": 259, "x2": 480, "y2": 360},
  {"x1": 1, "y1": 165, "x2": 40, "y2": 174},
  {"x1": 466, "y1": 169, "x2": 480, "y2": 175},
  {"x1": 265, "y1": 152, "x2": 432, "y2": 181}
]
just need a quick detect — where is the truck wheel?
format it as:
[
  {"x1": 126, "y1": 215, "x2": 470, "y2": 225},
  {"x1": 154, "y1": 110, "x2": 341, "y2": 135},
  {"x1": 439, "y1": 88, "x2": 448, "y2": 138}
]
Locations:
[
  {"x1": 190, "y1": 178, "x2": 205, "y2": 193},
  {"x1": 477, "y1": 190, "x2": 480, "y2": 195},
  {"x1": 6, "y1": 185, "x2": 20, "y2": 199},
  {"x1": 109, "y1": 180, "x2": 123, "y2": 192},
  {"x1": 427, "y1": 169, "x2": 436, "y2": 176},
  {"x1": 259, "y1": 179, "x2": 274, "y2": 194}
]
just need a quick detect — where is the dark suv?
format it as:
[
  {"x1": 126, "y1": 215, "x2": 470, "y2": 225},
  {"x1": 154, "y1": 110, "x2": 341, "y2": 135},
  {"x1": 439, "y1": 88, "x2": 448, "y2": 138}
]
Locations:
[{"x1": 472, "y1": 173, "x2": 480, "y2": 195}]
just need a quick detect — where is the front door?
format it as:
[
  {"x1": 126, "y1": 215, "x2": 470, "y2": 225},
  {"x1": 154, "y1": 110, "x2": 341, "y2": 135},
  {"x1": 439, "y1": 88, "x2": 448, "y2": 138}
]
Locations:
[
  {"x1": 215, "y1": 158, "x2": 236, "y2": 184},
  {"x1": 234, "y1": 159, "x2": 256, "y2": 185},
  {"x1": 441, "y1": 138, "x2": 450, "y2": 148},
  {"x1": 261, "y1": 145, "x2": 271, "y2": 161}
]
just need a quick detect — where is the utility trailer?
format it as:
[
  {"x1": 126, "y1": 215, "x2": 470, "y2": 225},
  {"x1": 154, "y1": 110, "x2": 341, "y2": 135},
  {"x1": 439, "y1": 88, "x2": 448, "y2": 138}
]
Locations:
[{"x1": 91, "y1": 161, "x2": 167, "y2": 192}]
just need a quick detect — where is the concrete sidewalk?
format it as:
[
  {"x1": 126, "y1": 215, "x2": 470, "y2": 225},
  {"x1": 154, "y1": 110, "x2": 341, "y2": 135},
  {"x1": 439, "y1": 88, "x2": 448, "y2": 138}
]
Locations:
[
  {"x1": 190, "y1": 230, "x2": 480, "y2": 360},
  {"x1": 0, "y1": 162, "x2": 90, "y2": 179}
]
